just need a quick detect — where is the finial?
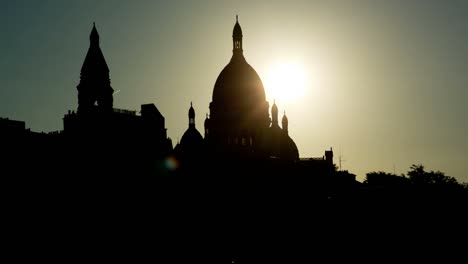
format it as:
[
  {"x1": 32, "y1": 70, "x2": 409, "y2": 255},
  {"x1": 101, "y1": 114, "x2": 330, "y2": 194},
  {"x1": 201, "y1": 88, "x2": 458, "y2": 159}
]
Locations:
[
  {"x1": 93, "y1": 22, "x2": 95, "y2": 26},
  {"x1": 284, "y1": 110, "x2": 286, "y2": 115},
  {"x1": 190, "y1": 101, "x2": 192, "y2": 107},
  {"x1": 236, "y1": 15, "x2": 238, "y2": 22}
]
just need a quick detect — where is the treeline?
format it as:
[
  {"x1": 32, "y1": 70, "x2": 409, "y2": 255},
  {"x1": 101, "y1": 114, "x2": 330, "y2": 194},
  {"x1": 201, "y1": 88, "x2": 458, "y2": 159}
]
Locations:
[{"x1": 364, "y1": 164, "x2": 468, "y2": 193}]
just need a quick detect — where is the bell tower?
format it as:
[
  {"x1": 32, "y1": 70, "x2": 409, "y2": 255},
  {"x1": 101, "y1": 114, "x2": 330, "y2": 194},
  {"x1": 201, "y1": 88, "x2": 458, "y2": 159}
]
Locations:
[{"x1": 77, "y1": 23, "x2": 113, "y2": 114}]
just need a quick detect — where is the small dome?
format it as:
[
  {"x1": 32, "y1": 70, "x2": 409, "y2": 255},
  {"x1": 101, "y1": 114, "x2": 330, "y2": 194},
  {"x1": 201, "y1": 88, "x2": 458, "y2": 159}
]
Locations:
[
  {"x1": 180, "y1": 128, "x2": 203, "y2": 146},
  {"x1": 179, "y1": 127, "x2": 204, "y2": 155},
  {"x1": 281, "y1": 135, "x2": 299, "y2": 161}
]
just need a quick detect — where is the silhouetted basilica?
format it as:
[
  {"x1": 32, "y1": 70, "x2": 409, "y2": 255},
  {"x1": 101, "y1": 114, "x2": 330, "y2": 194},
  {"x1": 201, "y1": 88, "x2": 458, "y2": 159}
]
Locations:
[
  {"x1": 175, "y1": 17, "x2": 299, "y2": 163},
  {"x1": 2, "y1": 18, "x2": 341, "y2": 178}
]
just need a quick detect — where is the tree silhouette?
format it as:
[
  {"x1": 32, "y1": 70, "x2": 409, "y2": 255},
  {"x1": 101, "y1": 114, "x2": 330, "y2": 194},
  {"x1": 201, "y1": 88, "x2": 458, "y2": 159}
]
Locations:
[
  {"x1": 407, "y1": 164, "x2": 460, "y2": 188},
  {"x1": 364, "y1": 171, "x2": 408, "y2": 187},
  {"x1": 365, "y1": 164, "x2": 465, "y2": 188},
  {"x1": 365, "y1": 164, "x2": 468, "y2": 202}
]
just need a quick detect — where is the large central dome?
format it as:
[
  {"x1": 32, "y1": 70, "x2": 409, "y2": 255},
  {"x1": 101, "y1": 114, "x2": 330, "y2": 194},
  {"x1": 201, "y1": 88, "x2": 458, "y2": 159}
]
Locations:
[
  {"x1": 212, "y1": 56, "x2": 266, "y2": 108},
  {"x1": 206, "y1": 17, "x2": 270, "y2": 156},
  {"x1": 210, "y1": 16, "x2": 268, "y2": 121}
]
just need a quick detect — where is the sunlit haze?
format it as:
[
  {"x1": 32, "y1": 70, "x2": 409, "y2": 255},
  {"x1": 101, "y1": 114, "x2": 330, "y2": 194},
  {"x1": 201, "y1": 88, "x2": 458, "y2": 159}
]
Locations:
[
  {"x1": 264, "y1": 62, "x2": 307, "y2": 103},
  {"x1": 1, "y1": 0, "x2": 467, "y2": 182}
]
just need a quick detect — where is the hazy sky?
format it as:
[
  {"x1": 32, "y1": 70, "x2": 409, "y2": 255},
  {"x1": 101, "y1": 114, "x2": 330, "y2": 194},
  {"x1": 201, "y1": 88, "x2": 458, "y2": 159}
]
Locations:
[{"x1": 1, "y1": 0, "x2": 467, "y2": 182}]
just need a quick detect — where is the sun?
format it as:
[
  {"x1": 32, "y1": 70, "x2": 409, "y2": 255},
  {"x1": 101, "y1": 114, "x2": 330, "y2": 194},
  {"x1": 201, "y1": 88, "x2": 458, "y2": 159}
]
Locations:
[{"x1": 263, "y1": 62, "x2": 307, "y2": 103}]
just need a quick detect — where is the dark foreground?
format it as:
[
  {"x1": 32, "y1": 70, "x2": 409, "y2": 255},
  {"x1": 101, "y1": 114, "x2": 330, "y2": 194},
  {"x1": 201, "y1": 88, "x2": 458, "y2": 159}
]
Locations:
[{"x1": 3, "y1": 158, "x2": 467, "y2": 263}]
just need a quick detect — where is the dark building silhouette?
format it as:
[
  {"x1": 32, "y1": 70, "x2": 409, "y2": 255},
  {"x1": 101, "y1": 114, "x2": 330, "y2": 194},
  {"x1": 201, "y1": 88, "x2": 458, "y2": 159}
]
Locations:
[
  {"x1": 174, "y1": 102, "x2": 204, "y2": 162},
  {"x1": 204, "y1": 17, "x2": 299, "y2": 160},
  {"x1": 0, "y1": 117, "x2": 26, "y2": 136},
  {"x1": 62, "y1": 24, "x2": 172, "y2": 175},
  {"x1": 77, "y1": 23, "x2": 113, "y2": 114},
  {"x1": 1, "y1": 19, "x2": 336, "y2": 178}
]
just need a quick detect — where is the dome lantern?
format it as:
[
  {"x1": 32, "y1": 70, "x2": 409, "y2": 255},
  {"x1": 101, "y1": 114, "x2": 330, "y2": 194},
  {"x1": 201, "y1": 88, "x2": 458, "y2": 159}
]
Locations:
[
  {"x1": 189, "y1": 102, "x2": 195, "y2": 127},
  {"x1": 232, "y1": 15, "x2": 243, "y2": 56}
]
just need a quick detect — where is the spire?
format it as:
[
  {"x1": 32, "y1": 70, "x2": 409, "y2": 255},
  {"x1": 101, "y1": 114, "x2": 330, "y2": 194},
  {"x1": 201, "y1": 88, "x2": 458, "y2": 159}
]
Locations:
[
  {"x1": 232, "y1": 15, "x2": 243, "y2": 55},
  {"x1": 271, "y1": 100, "x2": 279, "y2": 128},
  {"x1": 189, "y1": 102, "x2": 195, "y2": 128},
  {"x1": 90, "y1": 22, "x2": 99, "y2": 46},
  {"x1": 282, "y1": 110, "x2": 289, "y2": 134}
]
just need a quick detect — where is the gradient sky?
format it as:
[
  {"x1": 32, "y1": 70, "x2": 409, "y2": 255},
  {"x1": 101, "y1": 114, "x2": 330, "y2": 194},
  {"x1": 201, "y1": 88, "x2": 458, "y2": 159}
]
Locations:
[{"x1": 1, "y1": 0, "x2": 467, "y2": 182}]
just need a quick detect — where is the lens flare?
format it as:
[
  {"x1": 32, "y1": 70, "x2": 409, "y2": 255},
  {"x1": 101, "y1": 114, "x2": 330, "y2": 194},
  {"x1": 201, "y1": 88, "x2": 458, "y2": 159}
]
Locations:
[{"x1": 164, "y1": 156, "x2": 179, "y2": 171}]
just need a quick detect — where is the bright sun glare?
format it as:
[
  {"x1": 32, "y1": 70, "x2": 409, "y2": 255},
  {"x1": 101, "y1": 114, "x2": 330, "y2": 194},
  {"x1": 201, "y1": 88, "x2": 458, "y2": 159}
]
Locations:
[{"x1": 264, "y1": 63, "x2": 307, "y2": 103}]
